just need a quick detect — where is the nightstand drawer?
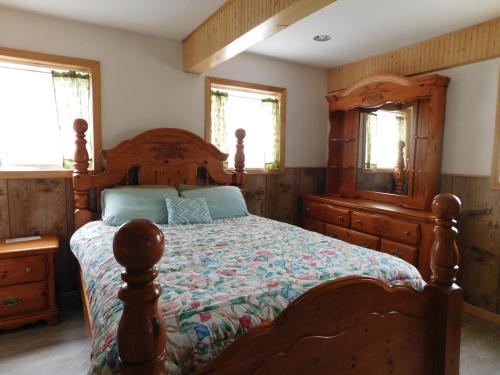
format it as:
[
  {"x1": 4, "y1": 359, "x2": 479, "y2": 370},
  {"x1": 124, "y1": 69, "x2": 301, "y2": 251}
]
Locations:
[
  {"x1": 0, "y1": 255, "x2": 47, "y2": 287},
  {"x1": 0, "y1": 282, "x2": 48, "y2": 318}
]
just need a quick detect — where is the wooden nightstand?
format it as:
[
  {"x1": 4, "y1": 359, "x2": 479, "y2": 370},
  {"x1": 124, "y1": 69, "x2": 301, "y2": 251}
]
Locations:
[{"x1": 0, "y1": 235, "x2": 59, "y2": 330}]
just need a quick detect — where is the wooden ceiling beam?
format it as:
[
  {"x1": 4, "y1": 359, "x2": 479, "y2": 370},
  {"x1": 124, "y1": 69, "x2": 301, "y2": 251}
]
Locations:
[{"x1": 182, "y1": 0, "x2": 336, "y2": 74}]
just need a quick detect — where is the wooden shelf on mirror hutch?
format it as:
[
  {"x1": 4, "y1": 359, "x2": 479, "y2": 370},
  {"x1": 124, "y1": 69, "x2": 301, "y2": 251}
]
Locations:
[{"x1": 302, "y1": 73, "x2": 449, "y2": 281}]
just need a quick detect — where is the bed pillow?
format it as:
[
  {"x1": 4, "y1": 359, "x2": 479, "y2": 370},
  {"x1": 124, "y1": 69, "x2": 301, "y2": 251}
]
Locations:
[
  {"x1": 165, "y1": 197, "x2": 213, "y2": 224},
  {"x1": 180, "y1": 186, "x2": 248, "y2": 220},
  {"x1": 101, "y1": 187, "x2": 179, "y2": 226}
]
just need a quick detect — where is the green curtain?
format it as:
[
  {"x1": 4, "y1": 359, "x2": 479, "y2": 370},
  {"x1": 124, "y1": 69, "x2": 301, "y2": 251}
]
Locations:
[
  {"x1": 51, "y1": 71, "x2": 91, "y2": 169},
  {"x1": 364, "y1": 112, "x2": 377, "y2": 169},
  {"x1": 262, "y1": 97, "x2": 280, "y2": 170},
  {"x1": 211, "y1": 90, "x2": 229, "y2": 162}
]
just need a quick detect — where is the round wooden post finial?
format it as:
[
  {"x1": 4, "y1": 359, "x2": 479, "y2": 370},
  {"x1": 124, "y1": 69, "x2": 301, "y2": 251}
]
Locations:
[
  {"x1": 430, "y1": 193, "x2": 462, "y2": 287},
  {"x1": 113, "y1": 219, "x2": 164, "y2": 270},
  {"x1": 73, "y1": 118, "x2": 88, "y2": 133},
  {"x1": 112, "y1": 219, "x2": 167, "y2": 374},
  {"x1": 235, "y1": 128, "x2": 246, "y2": 141}
]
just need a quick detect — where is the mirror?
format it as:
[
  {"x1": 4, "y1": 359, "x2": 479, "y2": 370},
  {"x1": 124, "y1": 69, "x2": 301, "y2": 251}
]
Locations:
[{"x1": 356, "y1": 103, "x2": 414, "y2": 195}]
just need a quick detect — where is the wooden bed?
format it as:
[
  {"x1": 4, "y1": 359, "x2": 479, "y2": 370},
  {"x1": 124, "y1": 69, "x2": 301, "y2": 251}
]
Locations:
[{"x1": 72, "y1": 118, "x2": 462, "y2": 375}]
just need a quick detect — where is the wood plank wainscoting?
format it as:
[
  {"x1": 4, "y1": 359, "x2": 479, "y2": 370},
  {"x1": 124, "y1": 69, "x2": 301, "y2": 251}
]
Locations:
[{"x1": 0, "y1": 172, "x2": 498, "y2": 317}]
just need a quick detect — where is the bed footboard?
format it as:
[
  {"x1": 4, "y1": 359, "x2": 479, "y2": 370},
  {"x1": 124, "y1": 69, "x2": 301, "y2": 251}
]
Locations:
[{"x1": 113, "y1": 193, "x2": 462, "y2": 375}]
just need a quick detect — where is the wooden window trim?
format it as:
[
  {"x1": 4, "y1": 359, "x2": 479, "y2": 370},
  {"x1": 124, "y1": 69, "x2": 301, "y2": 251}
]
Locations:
[
  {"x1": 491, "y1": 66, "x2": 500, "y2": 189},
  {"x1": 205, "y1": 76, "x2": 286, "y2": 174},
  {"x1": 0, "y1": 46, "x2": 101, "y2": 179}
]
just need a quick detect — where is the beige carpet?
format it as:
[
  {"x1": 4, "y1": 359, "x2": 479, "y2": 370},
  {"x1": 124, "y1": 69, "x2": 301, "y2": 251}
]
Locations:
[{"x1": 0, "y1": 309, "x2": 499, "y2": 374}]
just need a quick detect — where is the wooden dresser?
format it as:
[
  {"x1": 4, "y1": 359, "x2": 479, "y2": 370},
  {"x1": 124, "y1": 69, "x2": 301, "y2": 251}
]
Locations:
[
  {"x1": 302, "y1": 195, "x2": 435, "y2": 280},
  {"x1": 0, "y1": 235, "x2": 59, "y2": 329},
  {"x1": 302, "y1": 73, "x2": 450, "y2": 282}
]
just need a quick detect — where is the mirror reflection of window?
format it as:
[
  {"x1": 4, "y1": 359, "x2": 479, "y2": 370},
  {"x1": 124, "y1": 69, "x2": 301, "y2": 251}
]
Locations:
[{"x1": 363, "y1": 110, "x2": 407, "y2": 171}]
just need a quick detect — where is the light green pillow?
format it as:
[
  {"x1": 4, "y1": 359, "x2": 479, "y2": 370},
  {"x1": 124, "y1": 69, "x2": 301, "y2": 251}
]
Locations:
[
  {"x1": 102, "y1": 186, "x2": 179, "y2": 226},
  {"x1": 180, "y1": 186, "x2": 248, "y2": 220}
]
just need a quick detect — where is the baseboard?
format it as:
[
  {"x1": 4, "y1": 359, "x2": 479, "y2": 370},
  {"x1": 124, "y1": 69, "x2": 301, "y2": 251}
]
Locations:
[{"x1": 463, "y1": 302, "x2": 500, "y2": 325}]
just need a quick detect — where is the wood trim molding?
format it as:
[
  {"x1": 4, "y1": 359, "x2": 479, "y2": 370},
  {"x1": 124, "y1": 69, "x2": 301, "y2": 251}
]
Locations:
[
  {"x1": 205, "y1": 76, "x2": 286, "y2": 173},
  {"x1": 463, "y1": 302, "x2": 500, "y2": 325},
  {"x1": 491, "y1": 65, "x2": 500, "y2": 189},
  {"x1": 183, "y1": 0, "x2": 336, "y2": 73},
  {"x1": 0, "y1": 46, "x2": 102, "y2": 172},
  {"x1": 328, "y1": 17, "x2": 500, "y2": 92}
]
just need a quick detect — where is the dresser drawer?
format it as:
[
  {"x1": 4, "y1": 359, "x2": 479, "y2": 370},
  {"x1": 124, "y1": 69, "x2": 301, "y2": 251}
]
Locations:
[
  {"x1": 324, "y1": 224, "x2": 350, "y2": 242},
  {"x1": 323, "y1": 206, "x2": 350, "y2": 228},
  {"x1": 387, "y1": 221, "x2": 420, "y2": 246},
  {"x1": 380, "y1": 239, "x2": 417, "y2": 265},
  {"x1": 302, "y1": 217, "x2": 324, "y2": 234},
  {"x1": 303, "y1": 201, "x2": 328, "y2": 221},
  {"x1": 0, "y1": 282, "x2": 48, "y2": 319},
  {"x1": 351, "y1": 211, "x2": 420, "y2": 246},
  {"x1": 348, "y1": 230, "x2": 380, "y2": 250},
  {"x1": 0, "y1": 255, "x2": 47, "y2": 287}
]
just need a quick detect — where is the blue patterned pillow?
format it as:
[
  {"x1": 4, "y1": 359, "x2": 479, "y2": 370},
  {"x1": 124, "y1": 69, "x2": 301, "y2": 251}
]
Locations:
[{"x1": 165, "y1": 197, "x2": 213, "y2": 224}]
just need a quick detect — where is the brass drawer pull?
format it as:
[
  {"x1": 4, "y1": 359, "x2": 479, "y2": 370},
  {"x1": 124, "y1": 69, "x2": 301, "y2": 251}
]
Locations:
[
  {"x1": 362, "y1": 241, "x2": 371, "y2": 248},
  {"x1": 2, "y1": 296, "x2": 22, "y2": 308},
  {"x1": 403, "y1": 230, "x2": 411, "y2": 236},
  {"x1": 328, "y1": 232, "x2": 337, "y2": 238},
  {"x1": 391, "y1": 250, "x2": 403, "y2": 258},
  {"x1": 26, "y1": 267, "x2": 32, "y2": 273},
  {"x1": 355, "y1": 219, "x2": 362, "y2": 224},
  {"x1": 305, "y1": 207, "x2": 311, "y2": 212},
  {"x1": 338, "y1": 215, "x2": 344, "y2": 221}
]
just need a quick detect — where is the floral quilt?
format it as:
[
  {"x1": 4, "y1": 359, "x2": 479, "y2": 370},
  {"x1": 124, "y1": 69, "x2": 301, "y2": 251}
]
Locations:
[{"x1": 70, "y1": 215, "x2": 425, "y2": 375}]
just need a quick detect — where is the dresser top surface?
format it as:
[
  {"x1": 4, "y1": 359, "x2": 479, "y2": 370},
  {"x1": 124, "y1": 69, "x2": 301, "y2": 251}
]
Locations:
[{"x1": 304, "y1": 194, "x2": 435, "y2": 221}]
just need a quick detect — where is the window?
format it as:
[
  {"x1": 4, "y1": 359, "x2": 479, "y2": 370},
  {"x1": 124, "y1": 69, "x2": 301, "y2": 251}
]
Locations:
[
  {"x1": 205, "y1": 77, "x2": 286, "y2": 172},
  {"x1": 492, "y1": 67, "x2": 500, "y2": 189},
  {"x1": 0, "y1": 47, "x2": 100, "y2": 177}
]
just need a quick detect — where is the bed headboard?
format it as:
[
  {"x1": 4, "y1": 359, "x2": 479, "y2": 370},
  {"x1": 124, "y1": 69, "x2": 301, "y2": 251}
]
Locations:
[{"x1": 72, "y1": 118, "x2": 246, "y2": 229}]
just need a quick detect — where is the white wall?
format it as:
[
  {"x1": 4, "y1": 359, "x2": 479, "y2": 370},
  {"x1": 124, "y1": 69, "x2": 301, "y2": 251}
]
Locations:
[
  {"x1": 438, "y1": 58, "x2": 500, "y2": 176},
  {"x1": 0, "y1": 7, "x2": 329, "y2": 168}
]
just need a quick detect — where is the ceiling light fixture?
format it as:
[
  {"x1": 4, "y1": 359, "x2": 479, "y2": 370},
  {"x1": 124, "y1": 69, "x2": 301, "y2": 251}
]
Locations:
[{"x1": 313, "y1": 34, "x2": 332, "y2": 42}]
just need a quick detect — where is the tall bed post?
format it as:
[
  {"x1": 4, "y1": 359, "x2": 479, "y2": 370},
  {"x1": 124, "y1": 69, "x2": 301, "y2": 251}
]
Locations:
[
  {"x1": 233, "y1": 128, "x2": 246, "y2": 187},
  {"x1": 73, "y1": 118, "x2": 92, "y2": 229},
  {"x1": 429, "y1": 193, "x2": 463, "y2": 375},
  {"x1": 113, "y1": 219, "x2": 167, "y2": 375}
]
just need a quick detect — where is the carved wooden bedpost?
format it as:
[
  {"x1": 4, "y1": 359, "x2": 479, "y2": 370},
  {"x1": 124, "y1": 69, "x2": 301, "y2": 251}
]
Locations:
[
  {"x1": 113, "y1": 219, "x2": 167, "y2": 375},
  {"x1": 73, "y1": 118, "x2": 92, "y2": 229},
  {"x1": 429, "y1": 193, "x2": 463, "y2": 375},
  {"x1": 233, "y1": 128, "x2": 247, "y2": 187}
]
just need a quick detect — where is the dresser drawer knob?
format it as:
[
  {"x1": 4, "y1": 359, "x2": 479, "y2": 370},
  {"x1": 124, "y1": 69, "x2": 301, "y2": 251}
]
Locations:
[
  {"x1": 338, "y1": 215, "x2": 344, "y2": 221},
  {"x1": 25, "y1": 267, "x2": 32, "y2": 273},
  {"x1": 355, "y1": 219, "x2": 362, "y2": 224},
  {"x1": 391, "y1": 250, "x2": 403, "y2": 258},
  {"x1": 403, "y1": 230, "x2": 411, "y2": 236},
  {"x1": 362, "y1": 241, "x2": 370, "y2": 248},
  {"x1": 2, "y1": 296, "x2": 22, "y2": 308},
  {"x1": 305, "y1": 207, "x2": 311, "y2": 212},
  {"x1": 328, "y1": 232, "x2": 337, "y2": 238}
]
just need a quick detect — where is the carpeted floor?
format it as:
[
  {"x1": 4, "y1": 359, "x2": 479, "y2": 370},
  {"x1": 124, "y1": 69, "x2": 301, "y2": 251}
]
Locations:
[{"x1": 0, "y1": 309, "x2": 499, "y2": 374}]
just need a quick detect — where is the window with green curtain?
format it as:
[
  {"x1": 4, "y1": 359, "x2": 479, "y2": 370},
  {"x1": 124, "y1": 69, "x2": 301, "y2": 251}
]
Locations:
[
  {"x1": 0, "y1": 61, "x2": 93, "y2": 170},
  {"x1": 208, "y1": 80, "x2": 284, "y2": 172},
  {"x1": 51, "y1": 71, "x2": 92, "y2": 169}
]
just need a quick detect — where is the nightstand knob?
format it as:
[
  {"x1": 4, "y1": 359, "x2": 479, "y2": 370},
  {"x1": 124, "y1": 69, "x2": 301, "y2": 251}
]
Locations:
[
  {"x1": 25, "y1": 267, "x2": 32, "y2": 273},
  {"x1": 2, "y1": 296, "x2": 22, "y2": 307}
]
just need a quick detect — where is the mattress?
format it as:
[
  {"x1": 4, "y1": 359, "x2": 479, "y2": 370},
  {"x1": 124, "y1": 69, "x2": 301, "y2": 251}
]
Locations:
[{"x1": 70, "y1": 215, "x2": 424, "y2": 374}]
